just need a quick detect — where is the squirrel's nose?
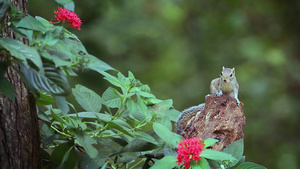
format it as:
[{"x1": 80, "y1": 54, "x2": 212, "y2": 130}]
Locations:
[{"x1": 224, "y1": 80, "x2": 227, "y2": 82}]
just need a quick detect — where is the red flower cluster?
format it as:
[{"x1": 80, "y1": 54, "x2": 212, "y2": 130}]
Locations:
[
  {"x1": 51, "y1": 7, "x2": 82, "y2": 30},
  {"x1": 176, "y1": 137, "x2": 205, "y2": 168}
]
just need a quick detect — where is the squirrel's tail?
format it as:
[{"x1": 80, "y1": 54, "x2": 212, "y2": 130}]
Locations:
[{"x1": 175, "y1": 103, "x2": 205, "y2": 134}]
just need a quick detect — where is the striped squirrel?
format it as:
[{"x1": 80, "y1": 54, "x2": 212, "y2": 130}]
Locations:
[{"x1": 176, "y1": 67, "x2": 240, "y2": 134}]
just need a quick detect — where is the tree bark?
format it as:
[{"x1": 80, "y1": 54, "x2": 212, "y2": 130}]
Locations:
[
  {"x1": 178, "y1": 95, "x2": 246, "y2": 151},
  {"x1": 0, "y1": 0, "x2": 41, "y2": 168}
]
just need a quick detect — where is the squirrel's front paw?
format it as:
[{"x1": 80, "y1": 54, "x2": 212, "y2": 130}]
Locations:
[
  {"x1": 205, "y1": 94, "x2": 211, "y2": 99},
  {"x1": 216, "y1": 92, "x2": 223, "y2": 97},
  {"x1": 236, "y1": 98, "x2": 240, "y2": 105}
]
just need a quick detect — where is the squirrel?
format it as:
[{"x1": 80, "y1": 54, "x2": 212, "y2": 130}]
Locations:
[
  {"x1": 210, "y1": 66, "x2": 240, "y2": 105},
  {"x1": 175, "y1": 67, "x2": 240, "y2": 134}
]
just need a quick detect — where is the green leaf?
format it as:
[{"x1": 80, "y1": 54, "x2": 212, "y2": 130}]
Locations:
[
  {"x1": 203, "y1": 138, "x2": 219, "y2": 148},
  {"x1": 137, "y1": 95, "x2": 152, "y2": 121},
  {"x1": 64, "y1": 67, "x2": 77, "y2": 76},
  {"x1": 87, "y1": 54, "x2": 114, "y2": 73},
  {"x1": 0, "y1": 76, "x2": 15, "y2": 101},
  {"x1": 77, "y1": 119, "x2": 87, "y2": 131},
  {"x1": 20, "y1": 62, "x2": 70, "y2": 96},
  {"x1": 35, "y1": 16, "x2": 55, "y2": 28},
  {"x1": 41, "y1": 124, "x2": 56, "y2": 147},
  {"x1": 126, "y1": 97, "x2": 152, "y2": 122},
  {"x1": 0, "y1": 61, "x2": 8, "y2": 76},
  {"x1": 233, "y1": 156, "x2": 246, "y2": 168},
  {"x1": 128, "y1": 71, "x2": 135, "y2": 79},
  {"x1": 58, "y1": 146, "x2": 76, "y2": 169},
  {"x1": 36, "y1": 91, "x2": 55, "y2": 105},
  {"x1": 60, "y1": 37, "x2": 88, "y2": 53},
  {"x1": 155, "y1": 116, "x2": 172, "y2": 130},
  {"x1": 102, "y1": 71, "x2": 124, "y2": 88},
  {"x1": 153, "y1": 99, "x2": 173, "y2": 111},
  {"x1": 42, "y1": 134, "x2": 58, "y2": 148},
  {"x1": 126, "y1": 99, "x2": 140, "y2": 120},
  {"x1": 15, "y1": 15, "x2": 47, "y2": 33},
  {"x1": 0, "y1": 0, "x2": 10, "y2": 22},
  {"x1": 112, "y1": 118, "x2": 132, "y2": 130},
  {"x1": 150, "y1": 156, "x2": 178, "y2": 169},
  {"x1": 102, "y1": 87, "x2": 121, "y2": 108},
  {"x1": 55, "y1": 0, "x2": 74, "y2": 11},
  {"x1": 0, "y1": 38, "x2": 42, "y2": 69},
  {"x1": 117, "y1": 138, "x2": 158, "y2": 154},
  {"x1": 150, "y1": 99, "x2": 176, "y2": 121},
  {"x1": 207, "y1": 159, "x2": 222, "y2": 169},
  {"x1": 133, "y1": 131, "x2": 158, "y2": 144},
  {"x1": 45, "y1": 38, "x2": 86, "y2": 67},
  {"x1": 110, "y1": 136, "x2": 128, "y2": 147},
  {"x1": 63, "y1": 1, "x2": 75, "y2": 11},
  {"x1": 164, "y1": 109, "x2": 181, "y2": 122},
  {"x1": 68, "y1": 112, "x2": 112, "y2": 122},
  {"x1": 41, "y1": 149, "x2": 51, "y2": 165},
  {"x1": 79, "y1": 154, "x2": 109, "y2": 169},
  {"x1": 49, "y1": 142, "x2": 76, "y2": 169},
  {"x1": 107, "y1": 121, "x2": 133, "y2": 137},
  {"x1": 44, "y1": 27, "x2": 65, "y2": 46},
  {"x1": 153, "y1": 122, "x2": 183, "y2": 147},
  {"x1": 74, "y1": 130, "x2": 98, "y2": 158},
  {"x1": 72, "y1": 84, "x2": 102, "y2": 113},
  {"x1": 138, "y1": 91, "x2": 155, "y2": 98},
  {"x1": 41, "y1": 123, "x2": 55, "y2": 137},
  {"x1": 223, "y1": 139, "x2": 244, "y2": 167},
  {"x1": 55, "y1": 0, "x2": 72, "y2": 5},
  {"x1": 100, "y1": 161, "x2": 109, "y2": 169},
  {"x1": 64, "y1": 116, "x2": 78, "y2": 129},
  {"x1": 0, "y1": 62, "x2": 14, "y2": 100},
  {"x1": 117, "y1": 72, "x2": 126, "y2": 82},
  {"x1": 164, "y1": 143, "x2": 177, "y2": 157},
  {"x1": 51, "y1": 108, "x2": 65, "y2": 124},
  {"x1": 64, "y1": 28, "x2": 80, "y2": 41},
  {"x1": 190, "y1": 158, "x2": 210, "y2": 169},
  {"x1": 235, "y1": 162, "x2": 267, "y2": 169},
  {"x1": 117, "y1": 152, "x2": 137, "y2": 164},
  {"x1": 200, "y1": 149, "x2": 236, "y2": 161},
  {"x1": 48, "y1": 50, "x2": 72, "y2": 67},
  {"x1": 39, "y1": 110, "x2": 52, "y2": 123},
  {"x1": 17, "y1": 29, "x2": 33, "y2": 41},
  {"x1": 54, "y1": 96, "x2": 69, "y2": 114}
]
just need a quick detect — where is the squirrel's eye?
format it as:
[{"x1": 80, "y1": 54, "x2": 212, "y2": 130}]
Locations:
[
  {"x1": 230, "y1": 74, "x2": 232, "y2": 77},
  {"x1": 220, "y1": 73, "x2": 223, "y2": 76}
]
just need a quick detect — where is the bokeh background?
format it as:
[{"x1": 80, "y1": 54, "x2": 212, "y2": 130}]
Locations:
[{"x1": 29, "y1": 1, "x2": 300, "y2": 168}]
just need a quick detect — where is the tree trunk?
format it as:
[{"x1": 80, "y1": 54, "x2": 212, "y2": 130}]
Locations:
[
  {"x1": 0, "y1": 0, "x2": 41, "y2": 168},
  {"x1": 178, "y1": 95, "x2": 246, "y2": 151}
]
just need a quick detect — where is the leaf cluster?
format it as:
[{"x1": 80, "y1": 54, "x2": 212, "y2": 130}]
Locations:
[
  {"x1": 39, "y1": 71, "x2": 182, "y2": 169},
  {"x1": 0, "y1": 0, "x2": 113, "y2": 112}
]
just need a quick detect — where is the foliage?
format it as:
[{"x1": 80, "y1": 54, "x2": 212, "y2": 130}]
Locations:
[
  {"x1": 151, "y1": 139, "x2": 266, "y2": 169},
  {"x1": 0, "y1": 0, "x2": 267, "y2": 168}
]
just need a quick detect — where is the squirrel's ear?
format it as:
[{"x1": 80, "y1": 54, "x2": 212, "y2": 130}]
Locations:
[
  {"x1": 232, "y1": 67, "x2": 235, "y2": 74},
  {"x1": 222, "y1": 66, "x2": 225, "y2": 70}
]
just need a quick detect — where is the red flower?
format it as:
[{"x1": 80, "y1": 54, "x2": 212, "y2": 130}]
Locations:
[
  {"x1": 51, "y1": 7, "x2": 82, "y2": 30},
  {"x1": 176, "y1": 137, "x2": 205, "y2": 168}
]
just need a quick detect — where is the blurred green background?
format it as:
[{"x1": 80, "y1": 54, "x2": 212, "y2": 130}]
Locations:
[{"x1": 29, "y1": 0, "x2": 300, "y2": 168}]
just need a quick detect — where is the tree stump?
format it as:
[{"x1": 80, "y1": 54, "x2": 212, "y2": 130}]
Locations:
[{"x1": 178, "y1": 95, "x2": 246, "y2": 151}]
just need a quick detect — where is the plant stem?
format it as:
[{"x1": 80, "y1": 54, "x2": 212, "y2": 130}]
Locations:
[
  {"x1": 92, "y1": 95, "x2": 128, "y2": 137},
  {"x1": 101, "y1": 122, "x2": 148, "y2": 138},
  {"x1": 130, "y1": 158, "x2": 146, "y2": 169},
  {"x1": 50, "y1": 124, "x2": 72, "y2": 138}
]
